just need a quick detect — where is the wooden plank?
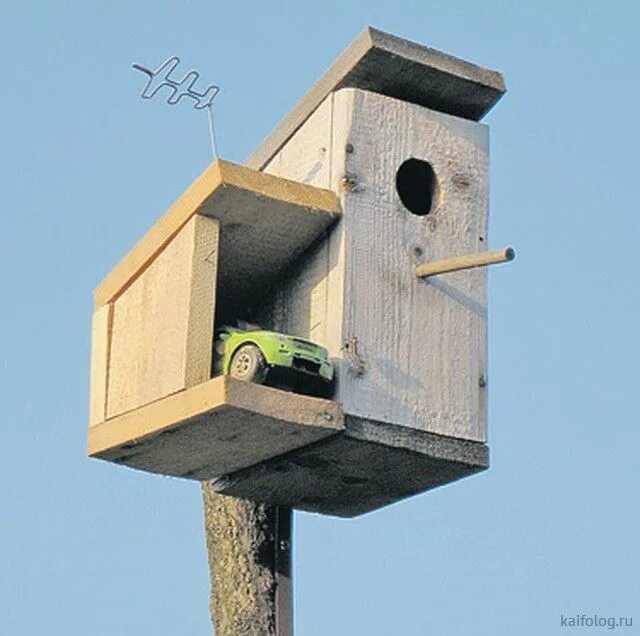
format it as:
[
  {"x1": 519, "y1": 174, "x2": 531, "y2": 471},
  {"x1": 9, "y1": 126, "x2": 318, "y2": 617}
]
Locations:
[
  {"x1": 255, "y1": 92, "x2": 347, "y2": 357},
  {"x1": 88, "y1": 303, "x2": 112, "y2": 427},
  {"x1": 106, "y1": 216, "x2": 218, "y2": 419},
  {"x1": 324, "y1": 90, "x2": 353, "y2": 358},
  {"x1": 264, "y1": 96, "x2": 334, "y2": 189},
  {"x1": 184, "y1": 216, "x2": 219, "y2": 387},
  {"x1": 212, "y1": 414, "x2": 489, "y2": 518},
  {"x1": 337, "y1": 88, "x2": 489, "y2": 443},
  {"x1": 246, "y1": 26, "x2": 505, "y2": 170},
  {"x1": 93, "y1": 160, "x2": 341, "y2": 309},
  {"x1": 89, "y1": 377, "x2": 344, "y2": 478}
]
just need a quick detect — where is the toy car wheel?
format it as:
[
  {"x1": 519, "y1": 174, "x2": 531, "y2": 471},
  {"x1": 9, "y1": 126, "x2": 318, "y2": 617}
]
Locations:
[{"x1": 229, "y1": 344, "x2": 268, "y2": 383}]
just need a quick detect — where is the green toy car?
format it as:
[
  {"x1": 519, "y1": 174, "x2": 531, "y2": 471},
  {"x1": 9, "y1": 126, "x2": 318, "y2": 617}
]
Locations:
[{"x1": 214, "y1": 323, "x2": 334, "y2": 389}]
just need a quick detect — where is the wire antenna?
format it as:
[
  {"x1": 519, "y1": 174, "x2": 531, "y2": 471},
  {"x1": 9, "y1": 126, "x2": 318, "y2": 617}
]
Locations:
[{"x1": 132, "y1": 55, "x2": 220, "y2": 159}]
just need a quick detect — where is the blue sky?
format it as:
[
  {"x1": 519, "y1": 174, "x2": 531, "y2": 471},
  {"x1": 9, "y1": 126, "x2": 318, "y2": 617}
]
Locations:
[{"x1": 1, "y1": 1, "x2": 638, "y2": 634}]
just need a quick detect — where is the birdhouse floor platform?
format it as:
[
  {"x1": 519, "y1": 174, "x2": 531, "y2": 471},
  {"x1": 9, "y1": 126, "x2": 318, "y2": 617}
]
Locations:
[
  {"x1": 89, "y1": 377, "x2": 343, "y2": 479},
  {"x1": 89, "y1": 376, "x2": 487, "y2": 517},
  {"x1": 213, "y1": 414, "x2": 488, "y2": 517}
]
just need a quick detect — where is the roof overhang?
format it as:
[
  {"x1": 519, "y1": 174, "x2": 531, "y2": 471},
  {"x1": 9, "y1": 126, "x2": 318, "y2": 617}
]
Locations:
[{"x1": 247, "y1": 26, "x2": 506, "y2": 170}]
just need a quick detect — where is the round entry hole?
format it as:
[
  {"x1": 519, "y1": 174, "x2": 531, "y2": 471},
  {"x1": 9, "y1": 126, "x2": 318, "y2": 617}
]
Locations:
[{"x1": 396, "y1": 158, "x2": 438, "y2": 216}]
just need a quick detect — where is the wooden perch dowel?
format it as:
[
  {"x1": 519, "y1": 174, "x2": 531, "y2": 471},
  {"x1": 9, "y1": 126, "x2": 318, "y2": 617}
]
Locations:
[{"x1": 415, "y1": 247, "x2": 515, "y2": 279}]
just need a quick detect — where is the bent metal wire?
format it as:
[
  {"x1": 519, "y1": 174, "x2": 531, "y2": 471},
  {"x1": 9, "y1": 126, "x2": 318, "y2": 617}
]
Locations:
[{"x1": 132, "y1": 55, "x2": 220, "y2": 158}]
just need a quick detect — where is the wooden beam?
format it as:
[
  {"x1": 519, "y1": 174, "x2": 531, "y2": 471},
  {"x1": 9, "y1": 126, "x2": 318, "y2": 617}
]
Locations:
[{"x1": 105, "y1": 215, "x2": 219, "y2": 419}]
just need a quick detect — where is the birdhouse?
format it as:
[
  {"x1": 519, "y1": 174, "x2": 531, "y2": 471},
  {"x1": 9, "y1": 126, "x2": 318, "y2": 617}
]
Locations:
[{"x1": 88, "y1": 28, "x2": 508, "y2": 517}]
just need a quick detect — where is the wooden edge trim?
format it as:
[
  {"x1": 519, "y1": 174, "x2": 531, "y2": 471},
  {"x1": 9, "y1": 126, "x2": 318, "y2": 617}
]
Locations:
[
  {"x1": 368, "y1": 27, "x2": 505, "y2": 91},
  {"x1": 88, "y1": 376, "x2": 228, "y2": 455},
  {"x1": 88, "y1": 376, "x2": 344, "y2": 457},
  {"x1": 88, "y1": 303, "x2": 113, "y2": 427},
  {"x1": 217, "y1": 161, "x2": 341, "y2": 214}
]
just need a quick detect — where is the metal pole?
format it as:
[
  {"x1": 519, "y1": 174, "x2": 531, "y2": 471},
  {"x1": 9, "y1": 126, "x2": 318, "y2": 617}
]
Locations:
[
  {"x1": 206, "y1": 105, "x2": 218, "y2": 160},
  {"x1": 275, "y1": 507, "x2": 293, "y2": 636},
  {"x1": 415, "y1": 246, "x2": 515, "y2": 279}
]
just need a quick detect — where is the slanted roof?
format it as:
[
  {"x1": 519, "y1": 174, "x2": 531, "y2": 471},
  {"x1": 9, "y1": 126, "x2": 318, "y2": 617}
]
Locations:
[
  {"x1": 247, "y1": 26, "x2": 506, "y2": 170},
  {"x1": 94, "y1": 159, "x2": 341, "y2": 310}
]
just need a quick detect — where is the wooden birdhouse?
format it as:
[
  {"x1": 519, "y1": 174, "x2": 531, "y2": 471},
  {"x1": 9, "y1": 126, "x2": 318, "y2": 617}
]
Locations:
[{"x1": 88, "y1": 28, "x2": 508, "y2": 517}]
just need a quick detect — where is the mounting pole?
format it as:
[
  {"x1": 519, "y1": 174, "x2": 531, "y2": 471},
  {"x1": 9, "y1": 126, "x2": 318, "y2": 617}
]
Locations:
[
  {"x1": 275, "y1": 507, "x2": 293, "y2": 636},
  {"x1": 202, "y1": 487, "x2": 293, "y2": 635},
  {"x1": 415, "y1": 246, "x2": 515, "y2": 279}
]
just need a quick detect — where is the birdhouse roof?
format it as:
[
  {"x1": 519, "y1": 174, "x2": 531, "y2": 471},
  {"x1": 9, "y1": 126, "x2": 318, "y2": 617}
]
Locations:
[
  {"x1": 247, "y1": 27, "x2": 506, "y2": 170},
  {"x1": 93, "y1": 159, "x2": 340, "y2": 310}
]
